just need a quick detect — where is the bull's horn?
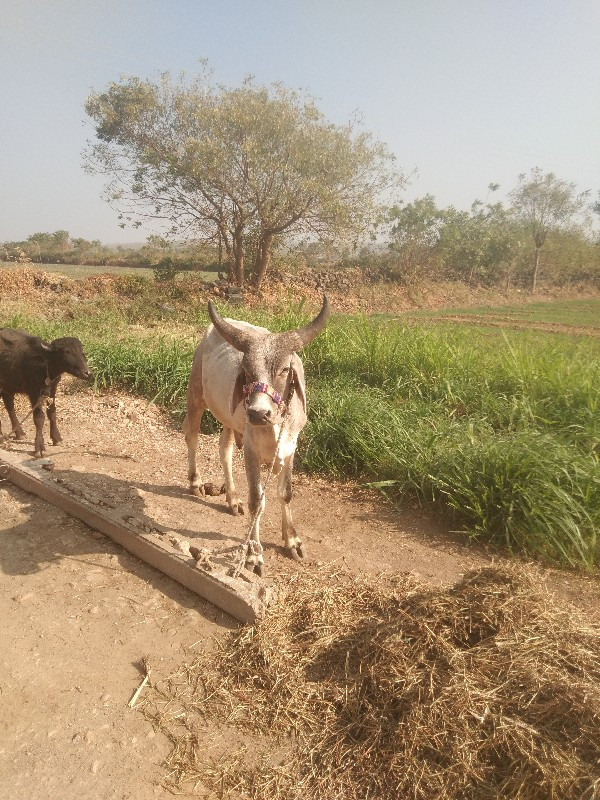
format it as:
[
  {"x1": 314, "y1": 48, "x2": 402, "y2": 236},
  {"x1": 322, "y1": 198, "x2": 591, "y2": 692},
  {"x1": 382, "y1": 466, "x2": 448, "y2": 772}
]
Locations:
[
  {"x1": 288, "y1": 296, "x2": 330, "y2": 349},
  {"x1": 207, "y1": 300, "x2": 255, "y2": 352}
]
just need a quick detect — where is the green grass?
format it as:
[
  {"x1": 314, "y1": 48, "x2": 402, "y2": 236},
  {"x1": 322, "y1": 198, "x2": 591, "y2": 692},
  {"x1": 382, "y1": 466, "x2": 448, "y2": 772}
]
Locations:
[{"x1": 3, "y1": 301, "x2": 600, "y2": 571}]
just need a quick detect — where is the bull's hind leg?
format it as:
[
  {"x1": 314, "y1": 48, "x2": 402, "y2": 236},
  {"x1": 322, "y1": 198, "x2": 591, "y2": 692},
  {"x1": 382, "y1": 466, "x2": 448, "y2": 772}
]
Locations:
[
  {"x1": 278, "y1": 453, "x2": 304, "y2": 561},
  {"x1": 219, "y1": 427, "x2": 244, "y2": 516},
  {"x1": 183, "y1": 367, "x2": 206, "y2": 496}
]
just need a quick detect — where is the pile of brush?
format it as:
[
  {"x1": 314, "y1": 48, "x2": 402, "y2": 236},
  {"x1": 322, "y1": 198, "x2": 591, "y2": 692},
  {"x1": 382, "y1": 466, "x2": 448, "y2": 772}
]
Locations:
[{"x1": 144, "y1": 565, "x2": 600, "y2": 799}]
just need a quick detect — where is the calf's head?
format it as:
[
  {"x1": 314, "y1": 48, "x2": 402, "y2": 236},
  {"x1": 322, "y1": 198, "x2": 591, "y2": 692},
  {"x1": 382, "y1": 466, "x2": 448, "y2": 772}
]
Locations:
[
  {"x1": 208, "y1": 297, "x2": 330, "y2": 426},
  {"x1": 44, "y1": 337, "x2": 93, "y2": 380}
]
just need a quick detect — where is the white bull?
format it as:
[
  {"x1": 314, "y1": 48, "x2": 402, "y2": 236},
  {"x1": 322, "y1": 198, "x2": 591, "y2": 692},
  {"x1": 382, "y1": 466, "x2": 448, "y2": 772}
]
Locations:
[{"x1": 183, "y1": 297, "x2": 330, "y2": 575}]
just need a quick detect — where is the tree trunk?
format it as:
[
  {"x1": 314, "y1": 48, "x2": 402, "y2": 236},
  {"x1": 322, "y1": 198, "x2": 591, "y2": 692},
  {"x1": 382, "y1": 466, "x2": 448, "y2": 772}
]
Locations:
[
  {"x1": 232, "y1": 228, "x2": 244, "y2": 287},
  {"x1": 254, "y1": 234, "x2": 273, "y2": 289},
  {"x1": 468, "y1": 263, "x2": 475, "y2": 287},
  {"x1": 531, "y1": 246, "x2": 540, "y2": 293}
]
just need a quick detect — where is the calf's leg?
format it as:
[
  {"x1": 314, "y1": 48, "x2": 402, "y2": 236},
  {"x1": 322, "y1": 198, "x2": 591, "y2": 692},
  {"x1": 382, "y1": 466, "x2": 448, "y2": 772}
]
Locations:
[
  {"x1": 46, "y1": 397, "x2": 62, "y2": 446},
  {"x1": 2, "y1": 393, "x2": 26, "y2": 440},
  {"x1": 32, "y1": 404, "x2": 46, "y2": 458}
]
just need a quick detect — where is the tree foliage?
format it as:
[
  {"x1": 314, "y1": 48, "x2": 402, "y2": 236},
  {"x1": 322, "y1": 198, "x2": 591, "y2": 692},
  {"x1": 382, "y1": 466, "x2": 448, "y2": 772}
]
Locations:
[
  {"x1": 84, "y1": 69, "x2": 402, "y2": 287},
  {"x1": 385, "y1": 172, "x2": 597, "y2": 290},
  {"x1": 388, "y1": 195, "x2": 518, "y2": 286}
]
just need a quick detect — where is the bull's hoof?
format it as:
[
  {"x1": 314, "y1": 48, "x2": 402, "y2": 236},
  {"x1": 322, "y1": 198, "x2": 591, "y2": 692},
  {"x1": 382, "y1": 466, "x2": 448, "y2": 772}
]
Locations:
[
  {"x1": 252, "y1": 563, "x2": 263, "y2": 577},
  {"x1": 51, "y1": 437, "x2": 63, "y2": 446},
  {"x1": 229, "y1": 502, "x2": 244, "y2": 516},
  {"x1": 34, "y1": 450, "x2": 44, "y2": 459},
  {"x1": 190, "y1": 484, "x2": 205, "y2": 497},
  {"x1": 285, "y1": 544, "x2": 305, "y2": 561},
  {"x1": 14, "y1": 431, "x2": 26, "y2": 441}
]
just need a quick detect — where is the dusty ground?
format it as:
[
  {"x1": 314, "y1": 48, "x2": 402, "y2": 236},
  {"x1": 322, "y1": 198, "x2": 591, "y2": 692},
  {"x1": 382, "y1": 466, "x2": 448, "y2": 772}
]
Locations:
[{"x1": 1, "y1": 382, "x2": 599, "y2": 799}]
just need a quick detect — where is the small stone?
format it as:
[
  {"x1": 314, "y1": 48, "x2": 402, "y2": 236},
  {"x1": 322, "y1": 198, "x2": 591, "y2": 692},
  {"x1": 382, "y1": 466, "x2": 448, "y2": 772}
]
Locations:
[
  {"x1": 12, "y1": 593, "x2": 34, "y2": 603},
  {"x1": 91, "y1": 760, "x2": 100, "y2": 774}
]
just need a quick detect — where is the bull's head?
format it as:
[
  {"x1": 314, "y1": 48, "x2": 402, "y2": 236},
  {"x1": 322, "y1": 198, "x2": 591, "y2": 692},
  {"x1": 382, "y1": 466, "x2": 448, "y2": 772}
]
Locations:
[{"x1": 208, "y1": 297, "x2": 330, "y2": 426}]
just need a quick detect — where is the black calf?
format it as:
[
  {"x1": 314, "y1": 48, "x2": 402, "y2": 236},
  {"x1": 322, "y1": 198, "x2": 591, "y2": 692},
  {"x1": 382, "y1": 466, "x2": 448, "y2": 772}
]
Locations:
[{"x1": 0, "y1": 328, "x2": 92, "y2": 457}]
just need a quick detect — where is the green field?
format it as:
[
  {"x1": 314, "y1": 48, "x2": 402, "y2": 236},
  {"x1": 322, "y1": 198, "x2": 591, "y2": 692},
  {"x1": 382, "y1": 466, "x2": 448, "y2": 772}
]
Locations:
[
  {"x1": 0, "y1": 261, "x2": 216, "y2": 282},
  {"x1": 405, "y1": 298, "x2": 600, "y2": 328},
  {"x1": 2, "y1": 298, "x2": 599, "y2": 571}
]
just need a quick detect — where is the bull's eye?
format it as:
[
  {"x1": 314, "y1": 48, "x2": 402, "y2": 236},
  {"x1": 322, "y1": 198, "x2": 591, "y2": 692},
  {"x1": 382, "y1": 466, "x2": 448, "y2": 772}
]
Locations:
[{"x1": 279, "y1": 366, "x2": 290, "y2": 376}]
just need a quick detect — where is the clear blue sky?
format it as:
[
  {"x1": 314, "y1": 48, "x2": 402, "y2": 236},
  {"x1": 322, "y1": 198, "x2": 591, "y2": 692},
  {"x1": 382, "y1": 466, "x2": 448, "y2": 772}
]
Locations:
[{"x1": 1, "y1": 0, "x2": 598, "y2": 244}]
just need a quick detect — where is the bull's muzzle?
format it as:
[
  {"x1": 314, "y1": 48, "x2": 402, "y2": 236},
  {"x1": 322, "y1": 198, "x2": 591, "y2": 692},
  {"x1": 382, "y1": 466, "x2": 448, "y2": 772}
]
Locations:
[{"x1": 246, "y1": 406, "x2": 273, "y2": 426}]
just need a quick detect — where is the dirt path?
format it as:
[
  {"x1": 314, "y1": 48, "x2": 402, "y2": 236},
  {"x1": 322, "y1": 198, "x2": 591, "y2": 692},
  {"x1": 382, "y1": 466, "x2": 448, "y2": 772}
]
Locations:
[{"x1": 2, "y1": 384, "x2": 598, "y2": 798}]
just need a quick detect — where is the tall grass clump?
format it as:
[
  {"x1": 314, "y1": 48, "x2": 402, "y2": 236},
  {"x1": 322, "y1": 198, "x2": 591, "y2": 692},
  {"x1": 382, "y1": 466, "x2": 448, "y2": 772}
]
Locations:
[
  {"x1": 88, "y1": 336, "x2": 195, "y2": 416},
  {"x1": 301, "y1": 315, "x2": 600, "y2": 568},
  {"x1": 302, "y1": 382, "x2": 600, "y2": 568}
]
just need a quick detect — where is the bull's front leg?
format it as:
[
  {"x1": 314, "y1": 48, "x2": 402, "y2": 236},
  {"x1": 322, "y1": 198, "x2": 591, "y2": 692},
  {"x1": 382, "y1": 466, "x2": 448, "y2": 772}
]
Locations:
[
  {"x1": 32, "y1": 404, "x2": 46, "y2": 458},
  {"x1": 243, "y1": 443, "x2": 265, "y2": 576},
  {"x1": 278, "y1": 453, "x2": 304, "y2": 561},
  {"x1": 2, "y1": 393, "x2": 25, "y2": 440},
  {"x1": 220, "y1": 427, "x2": 243, "y2": 515}
]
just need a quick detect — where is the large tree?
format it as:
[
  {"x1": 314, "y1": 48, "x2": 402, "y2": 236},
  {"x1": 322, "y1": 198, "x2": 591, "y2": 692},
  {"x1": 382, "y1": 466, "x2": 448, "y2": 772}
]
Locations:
[
  {"x1": 84, "y1": 70, "x2": 402, "y2": 287},
  {"x1": 509, "y1": 168, "x2": 589, "y2": 292}
]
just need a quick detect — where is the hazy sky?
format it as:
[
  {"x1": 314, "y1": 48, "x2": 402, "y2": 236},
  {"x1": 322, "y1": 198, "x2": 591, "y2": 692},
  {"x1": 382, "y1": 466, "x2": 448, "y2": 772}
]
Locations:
[{"x1": 1, "y1": 0, "x2": 598, "y2": 244}]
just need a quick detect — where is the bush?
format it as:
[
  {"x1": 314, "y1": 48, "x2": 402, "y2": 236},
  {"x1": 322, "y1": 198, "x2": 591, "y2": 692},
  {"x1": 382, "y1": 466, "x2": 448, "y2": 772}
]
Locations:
[{"x1": 153, "y1": 256, "x2": 179, "y2": 283}]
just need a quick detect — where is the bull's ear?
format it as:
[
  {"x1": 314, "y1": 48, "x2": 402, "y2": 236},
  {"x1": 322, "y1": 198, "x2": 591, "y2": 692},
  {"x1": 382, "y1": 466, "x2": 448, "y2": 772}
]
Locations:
[
  {"x1": 290, "y1": 354, "x2": 306, "y2": 414},
  {"x1": 231, "y1": 370, "x2": 246, "y2": 416}
]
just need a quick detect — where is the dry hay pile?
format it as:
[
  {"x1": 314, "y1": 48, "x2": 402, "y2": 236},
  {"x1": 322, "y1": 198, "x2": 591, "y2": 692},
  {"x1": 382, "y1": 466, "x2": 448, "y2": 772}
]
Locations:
[
  {"x1": 0, "y1": 266, "x2": 73, "y2": 297},
  {"x1": 143, "y1": 566, "x2": 600, "y2": 799}
]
